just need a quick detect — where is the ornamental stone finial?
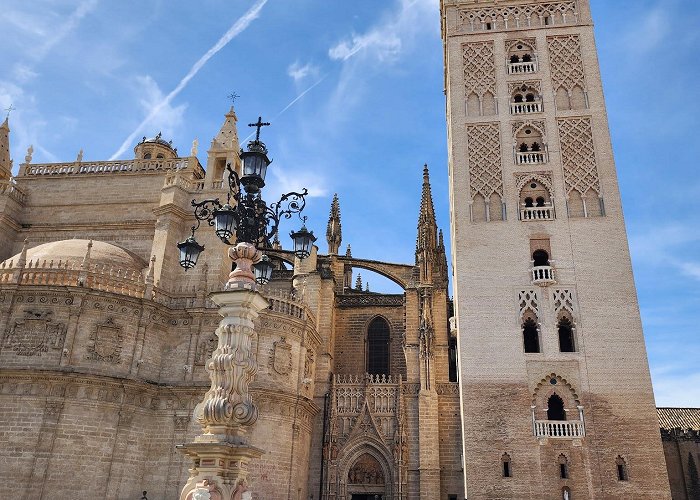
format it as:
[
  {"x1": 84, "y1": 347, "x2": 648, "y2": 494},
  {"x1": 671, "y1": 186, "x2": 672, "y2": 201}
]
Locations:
[
  {"x1": 191, "y1": 138, "x2": 199, "y2": 156},
  {"x1": 25, "y1": 145, "x2": 33, "y2": 164},
  {"x1": 76, "y1": 149, "x2": 83, "y2": 163}
]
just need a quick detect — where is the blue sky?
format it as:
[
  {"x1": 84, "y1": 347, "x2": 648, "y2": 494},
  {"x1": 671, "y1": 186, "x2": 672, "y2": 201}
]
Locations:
[{"x1": 0, "y1": 0, "x2": 698, "y2": 407}]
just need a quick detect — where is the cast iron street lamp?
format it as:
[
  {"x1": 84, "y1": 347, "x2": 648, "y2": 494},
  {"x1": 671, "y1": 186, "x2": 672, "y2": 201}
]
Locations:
[
  {"x1": 175, "y1": 118, "x2": 316, "y2": 500},
  {"x1": 176, "y1": 117, "x2": 316, "y2": 284}
]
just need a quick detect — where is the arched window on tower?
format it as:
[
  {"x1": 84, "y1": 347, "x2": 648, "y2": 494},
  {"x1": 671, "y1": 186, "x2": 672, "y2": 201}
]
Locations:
[
  {"x1": 548, "y1": 394, "x2": 567, "y2": 421},
  {"x1": 502, "y1": 453, "x2": 512, "y2": 478},
  {"x1": 367, "y1": 317, "x2": 390, "y2": 376},
  {"x1": 558, "y1": 316, "x2": 576, "y2": 352},
  {"x1": 559, "y1": 454, "x2": 570, "y2": 479},
  {"x1": 507, "y1": 42, "x2": 537, "y2": 75},
  {"x1": 533, "y1": 250, "x2": 550, "y2": 267},
  {"x1": 511, "y1": 86, "x2": 542, "y2": 114},
  {"x1": 616, "y1": 456, "x2": 629, "y2": 481},
  {"x1": 523, "y1": 317, "x2": 540, "y2": 353}
]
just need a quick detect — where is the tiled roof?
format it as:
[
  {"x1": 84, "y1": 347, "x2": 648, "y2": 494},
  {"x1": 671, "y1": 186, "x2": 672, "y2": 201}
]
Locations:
[{"x1": 657, "y1": 408, "x2": 700, "y2": 430}]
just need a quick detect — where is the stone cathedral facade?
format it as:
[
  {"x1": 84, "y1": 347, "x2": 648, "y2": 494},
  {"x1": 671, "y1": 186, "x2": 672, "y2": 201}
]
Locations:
[
  {"x1": 442, "y1": 0, "x2": 674, "y2": 498},
  {"x1": 0, "y1": 106, "x2": 462, "y2": 500},
  {"x1": 0, "y1": 1, "x2": 694, "y2": 499}
]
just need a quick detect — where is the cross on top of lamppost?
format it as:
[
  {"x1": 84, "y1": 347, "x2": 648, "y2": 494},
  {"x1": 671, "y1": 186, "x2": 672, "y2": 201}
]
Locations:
[{"x1": 248, "y1": 116, "x2": 270, "y2": 143}]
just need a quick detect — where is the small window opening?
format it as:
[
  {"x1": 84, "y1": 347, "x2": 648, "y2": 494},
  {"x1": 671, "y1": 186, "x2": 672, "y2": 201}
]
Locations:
[
  {"x1": 544, "y1": 16, "x2": 551, "y2": 25},
  {"x1": 524, "y1": 197, "x2": 534, "y2": 208},
  {"x1": 532, "y1": 250, "x2": 550, "y2": 267},
  {"x1": 548, "y1": 394, "x2": 566, "y2": 421},
  {"x1": 156, "y1": 153, "x2": 164, "y2": 159},
  {"x1": 531, "y1": 142, "x2": 541, "y2": 151},
  {"x1": 519, "y1": 143, "x2": 529, "y2": 153},
  {"x1": 514, "y1": 94, "x2": 524, "y2": 103},
  {"x1": 526, "y1": 93, "x2": 536, "y2": 102},
  {"x1": 522, "y1": 54, "x2": 532, "y2": 62},
  {"x1": 559, "y1": 454, "x2": 569, "y2": 479},
  {"x1": 510, "y1": 55, "x2": 520, "y2": 63},
  {"x1": 523, "y1": 318, "x2": 540, "y2": 353},
  {"x1": 143, "y1": 153, "x2": 152, "y2": 159},
  {"x1": 486, "y1": 22, "x2": 492, "y2": 30},
  {"x1": 616, "y1": 456, "x2": 629, "y2": 481},
  {"x1": 536, "y1": 197, "x2": 545, "y2": 207},
  {"x1": 562, "y1": 486, "x2": 572, "y2": 500},
  {"x1": 502, "y1": 454, "x2": 512, "y2": 478},
  {"x1": 558, "y1": 317, "x2": 575, "y2": 352}
]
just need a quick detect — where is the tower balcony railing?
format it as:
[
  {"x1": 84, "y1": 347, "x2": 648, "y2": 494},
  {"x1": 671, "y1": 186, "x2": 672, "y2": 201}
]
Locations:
[
  {"x1": 510, "y1": 101, "x2": 542, "y2": 115},
  {"x1": 516, "y1": 151, "x2": 547, "y2": 165},
  {"x1": 534, "y1": 420, "x2": 585, "y2": 439},
  {"x1": 521, "y1": 204, "x2": 555, "y2": 221},
  {"x1": 531, "y1": 265, "x2": 556, "y2": 286},
  {"x1": 508, "y1": 61, "x2": 537, "y2": 75}
]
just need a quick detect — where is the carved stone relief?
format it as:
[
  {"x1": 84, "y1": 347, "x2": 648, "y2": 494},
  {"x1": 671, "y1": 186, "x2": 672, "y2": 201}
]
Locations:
[
  {"x1": 270, "y1": 337, "x2": 292, "y2": 376},
  {"x1": 86, "y1": 318, "x2": 124, "y2": 363},
  {"x1": 3, "y1": 310, "x2": 66, "y2": 357},
  {"x1": 194, "y1": 333, "x2": 217, "y2": 366}
]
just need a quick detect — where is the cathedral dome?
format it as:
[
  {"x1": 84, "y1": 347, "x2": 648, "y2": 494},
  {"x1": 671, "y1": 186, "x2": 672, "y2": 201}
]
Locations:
[
  {"x1": 2, "y1": 239, "x2": 146, "y2": 271},
  {"x1": 133, "y1": 132, "x2": 178, "y2": 160}
]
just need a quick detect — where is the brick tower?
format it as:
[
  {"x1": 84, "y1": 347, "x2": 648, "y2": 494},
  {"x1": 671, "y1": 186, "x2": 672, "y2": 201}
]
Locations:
[{"x1": 441, "y1": 0, "x2": 672, "y2": 498}]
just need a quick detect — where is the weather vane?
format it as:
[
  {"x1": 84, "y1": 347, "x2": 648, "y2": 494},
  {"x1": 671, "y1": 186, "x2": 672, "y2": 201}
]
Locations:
[
  {"x1": 4, "y1": 104, "x2": 15, "y2": 120},
  {"x1": 227, "y1": 92, "x2": 240, "y2": 103}
]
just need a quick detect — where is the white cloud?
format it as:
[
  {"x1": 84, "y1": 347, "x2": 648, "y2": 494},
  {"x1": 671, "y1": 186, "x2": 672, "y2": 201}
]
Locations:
[
  {"x1": 329, "y1": 30, "x2": 402, "y2": 62},
  {"x1": 109, "y1": 0, "x2": 269, "y2": 160},
  {"x1": 287, "y1": 61, "x2": 318, "y2": 83},
  {"x1": 652, "y1": 369, "x2": 700, "y2": 407},
  {"x1": 622, "y1": 6, "x2": 669, "y2": 53},
  {"x1": 678, "y1": 262, "x2": 700, "y2": 281},
  {"x1": 131, "y1": 76, "x2": 187, "y2": 142},
  {"x1": 12, "y1": 64, "x2": 38, "y2": 84},
  {"x1": 267, "y1": 166, "x2": 328, "y2": 200}
]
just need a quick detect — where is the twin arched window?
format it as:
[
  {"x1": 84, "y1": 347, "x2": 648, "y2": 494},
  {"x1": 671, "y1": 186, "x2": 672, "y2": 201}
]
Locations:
[{"x1": 367, "y1": 317, "x2": 390, "y2": 376}]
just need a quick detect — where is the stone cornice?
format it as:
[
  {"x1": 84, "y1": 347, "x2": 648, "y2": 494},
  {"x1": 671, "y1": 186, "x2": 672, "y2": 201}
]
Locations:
[{"x1": 153, "y1": 203, "x2": 191, "y2": 220}]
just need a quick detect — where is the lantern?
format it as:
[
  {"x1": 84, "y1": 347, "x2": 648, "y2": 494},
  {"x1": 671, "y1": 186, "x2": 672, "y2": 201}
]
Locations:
[
  {"x1": 290, "y1": 225, "x2": 317, "y2": 259},
  {"x1": 177, "y1": 235, "x2": 204, "y2": 270},
  {"x1": 213, "y1": 204, "x2": 237, "y2": 244},
  {"x1": 253, "y1": 255, "x2": 274, "y2": 285}
]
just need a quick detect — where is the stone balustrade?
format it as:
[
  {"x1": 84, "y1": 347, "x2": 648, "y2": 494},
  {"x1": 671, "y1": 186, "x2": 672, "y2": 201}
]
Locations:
[
  {"x1": 0, "y1": 259, "x2": 146, "y2": 297},
  {"x1": 0, "y1": 180, "x2": 27, "y2": 204},
  {"x1": 23, "y1": 157, "x2": 193, "y2": 177},
  {"x1": 516, "y1": 151, "x2": 547, "y2": 165},
  {"x1": 534, "y1": 419, "x2": 585, "y2": 439},
  {"x1": 532, "y1": 265, "x2": 556, "y2": 285},
  {"x1": 163, "y1": 174, "x2": 226, "y2": 192},
  {"x1": 267, "y1": 289, "x2": 314, "y2": 322},
  {"x1": 521, "y1": 204, "x2": 555, "y2": 221},
  {"x1": 508, "y1": 61, "x2": 537, "y2": 74},
  {"x1": 510, "y1": 101, "x2": 542, "y2": 114}
]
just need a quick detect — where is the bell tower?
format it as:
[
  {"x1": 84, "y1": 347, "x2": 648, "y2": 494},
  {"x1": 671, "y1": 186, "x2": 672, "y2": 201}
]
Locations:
[{"x1": 441, "y1": 0, "x2": 671, "y2": 497}]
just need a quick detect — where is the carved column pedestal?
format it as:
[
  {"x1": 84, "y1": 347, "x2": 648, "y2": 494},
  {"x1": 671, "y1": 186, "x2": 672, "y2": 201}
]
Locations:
[{"x1": 178, "y1": 243, "x2": 268, "y2": 500}]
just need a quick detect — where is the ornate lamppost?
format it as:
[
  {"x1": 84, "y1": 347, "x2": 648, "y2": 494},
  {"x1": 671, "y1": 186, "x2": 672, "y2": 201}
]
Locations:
[{"x1": 176, "y1": 118, "x2": 315, "y2": 500}]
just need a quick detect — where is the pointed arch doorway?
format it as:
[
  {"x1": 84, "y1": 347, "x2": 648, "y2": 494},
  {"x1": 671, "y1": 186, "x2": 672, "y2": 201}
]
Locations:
[{"x1": 346, "y1": 453, "x2": 388, "y2": 500}]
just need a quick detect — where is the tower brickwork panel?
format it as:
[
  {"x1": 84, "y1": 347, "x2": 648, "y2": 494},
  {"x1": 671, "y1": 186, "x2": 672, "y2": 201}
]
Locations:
[{"x1": 441, "y1": 0, "x2": 672, "y2": 497}]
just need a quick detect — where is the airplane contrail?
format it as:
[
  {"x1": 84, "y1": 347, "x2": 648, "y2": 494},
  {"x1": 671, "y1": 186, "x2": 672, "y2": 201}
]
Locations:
[
  {"x1": 109, "y1": 0, "x2": 269, "y2": 160},
  {"x1": 240, "y1": 75, "x2": 328, "y2": 144}
]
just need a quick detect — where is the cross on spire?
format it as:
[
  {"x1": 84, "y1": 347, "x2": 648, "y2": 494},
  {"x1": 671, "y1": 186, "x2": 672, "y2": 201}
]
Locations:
[
  {"x1": 248, "y1": 116, "x2": 270, "y2": 142},
  {"x1": 4, "y1": 104, "x2": 15, "y2": 120},
  {"x1": 227, "y1": 92, "x2": 240, "y2": 103}
]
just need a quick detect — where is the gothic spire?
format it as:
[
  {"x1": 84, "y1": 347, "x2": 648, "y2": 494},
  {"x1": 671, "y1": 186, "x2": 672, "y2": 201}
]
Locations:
[
  {"x1": 326, "y1": 193, "x2": 342, "y2": 255},
  {"x1": 416, "y1": 164, "x2": 438, "y2": 253},
  {"x1": 416, "y1": 164, "x2": 448, "y2": 288},
  {"x1": 0, "y1": 117, "x2": 12, "y2": 180}
]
